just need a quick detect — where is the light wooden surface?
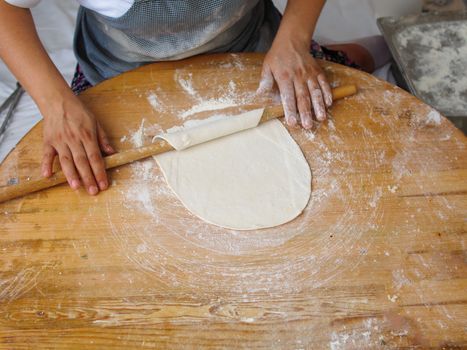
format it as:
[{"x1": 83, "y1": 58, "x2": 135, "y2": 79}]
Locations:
[{"x1": 0, "y1": 53, "x2": 466, "y2": 349}]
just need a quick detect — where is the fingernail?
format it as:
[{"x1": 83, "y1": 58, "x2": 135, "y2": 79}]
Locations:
[
  {"x1": 288, "y1": 119, "x2": 297, "y2": 127},
  {"x1": 99, "y1": 181, "x2": 107, "y2": 190},
  {"x1": 71, "y1": 180, "x2": 80, "y2": 189},
  {"x1": 88, "y1": 186, "x2": 98, "y2": 195},
  {"x1": 326, "y1": 95, "x2": 333, "y2": 107},
  {"x1": 286, "y1": 114, "x2": 297, "y2": 127}
]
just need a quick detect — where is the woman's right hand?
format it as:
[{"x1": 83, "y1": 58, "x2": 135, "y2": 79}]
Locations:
[{"x1": 41, "y1": 93, "x2": 115, "y2": 195}]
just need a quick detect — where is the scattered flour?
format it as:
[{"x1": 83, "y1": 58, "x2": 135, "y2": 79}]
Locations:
[
  {"x1": 425, "y1": 109, "x2": 442, "y2": 125},
  {"x1": 392, "y1": 269, "x2": 412, "y2": 290},
  {"x1": 330, "y1": 318, "x2": 381, "y2": 350},
  {"x1": 124, "y1": 160, "x2": 158, "y2": 214},
  {"x1": 130, "y1": 119, "x2": 145, "y2": 148},
  {"x1": 178, "y1": 99, "x2": 239, "y2": 120},
  {"x1": 147, "y1": 92, "x2": 162, "y2": 112},
  {"x1": 369, "y1": 187, "x2": 383, "y2": 208},
  {"x1": 174, "y1": 68, "x2": 256, "y2": 120},
  {"x1": 176, "y1": 71, "x2": 198, "y2": 97}
]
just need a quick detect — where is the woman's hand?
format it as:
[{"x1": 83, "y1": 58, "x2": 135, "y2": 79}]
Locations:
[
  {"x1": 259, "y1": 38, "x2": 333, "y2": 129},
  {"x1": 0, "y1": 2, "x2": 114, "y2": 195},
  {"x1": 41, "y1": 94, "x2": 115, "y2": 195}
]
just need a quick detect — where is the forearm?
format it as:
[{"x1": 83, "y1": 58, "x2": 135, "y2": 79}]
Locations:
[
  {"x1": 273, "y1": 0, "x2": 326, "y2": 49},
  {"x1": 0, "y1": 1, "x2": 73, "y2": 114}
]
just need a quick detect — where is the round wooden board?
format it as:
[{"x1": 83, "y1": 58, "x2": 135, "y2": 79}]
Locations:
[{"x1": 0, "y1": 53, "x2": 466, "y2": 349}]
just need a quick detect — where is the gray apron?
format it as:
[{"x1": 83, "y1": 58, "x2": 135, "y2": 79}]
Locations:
[{"x1": 74, "y1": 0, "x2": 281, "y2": 84}]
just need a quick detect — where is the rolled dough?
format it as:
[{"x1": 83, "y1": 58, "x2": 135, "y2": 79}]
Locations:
[{"x1": 154, "y1": 109, "x2": 311, "y2": 230}]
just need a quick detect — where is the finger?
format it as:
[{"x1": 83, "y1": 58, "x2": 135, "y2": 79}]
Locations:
[
  {"x1": 307, "y1": 79, "x2": 327, "y2": 121},
  {"x1": 82, "y1": 138, "x2": 108, "y2": 192},
  {"x1": 318, "y1": 73, "x2": 333, "y2": 107},
  {"x1": 97, "y1": 122, "x2": 115, "y2": 155},
  {"x1": 275, "y1": 77, "x2": 298, "y2": 127},
  {"x1": 257, "y1": 66, "x2": 274, "y2": 94},
  {"x1": 56, "y1": 145, "x2": 81, "y2": 190},
  {"x1": 41, "y1": 144, "x2": 57, "y2": 178},
  {"x1": 294, "y1": 80, "x2": 313, "y2": 129},
  {"x1": 69, "y1": 143, "x2": 99, "y2": 195}
]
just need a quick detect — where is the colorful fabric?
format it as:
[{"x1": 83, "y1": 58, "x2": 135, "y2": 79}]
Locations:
[
  {"x1": 311, "y1": 40, "x2": 360, "y2": 69},
  {"x1": 71, "y1": 64, "x2": 93, "y2": 95}
]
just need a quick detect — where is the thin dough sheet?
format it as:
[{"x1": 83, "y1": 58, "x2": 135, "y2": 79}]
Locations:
[{"x1": 154, "y1": 110, "x2": 311, "y2": 230}]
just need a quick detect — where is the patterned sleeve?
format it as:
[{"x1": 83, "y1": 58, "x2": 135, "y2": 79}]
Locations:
[{"x1": 4, "y1": 0, "x2": 42, "y2": 8}]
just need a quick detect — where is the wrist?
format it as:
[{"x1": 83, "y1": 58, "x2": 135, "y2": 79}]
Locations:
[
  {"x1": 271, "y1": 30, "x2": 310, "y2": 53},
  {"x1": 36, "y1": 86, "x2": 77, "y2": 120}
]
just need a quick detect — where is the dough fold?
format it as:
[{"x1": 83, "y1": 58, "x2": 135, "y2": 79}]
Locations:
[{"x1": 157, "y1": 109, "x2": 263, "y2": 150}]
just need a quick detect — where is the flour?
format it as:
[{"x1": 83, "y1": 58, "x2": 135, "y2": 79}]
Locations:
[
  {"x1": 396, "y1": 21, "x2": 467, "y2": 115},
  {"x1": 179, "y1": 99, "x2": 239, "y2": 120},
  {"x1": 123, "y1": 159, "x2": 165, "y2": 219},
  {"x1": 425, "y1": 109, "x2": 442, "y2": 125},
  {"x1": 130, "y1": 119, "x2": 145, "y2": 148},
  {"x1": 122, "y1": 117, "x2": 164, "y2": 149},
  {"x1": 369, "y1": 187, "x2": 383, "y2": 208},
  {"x1": 175, "y1": 71, "x2": 198, "y2": 97},
  {"x1": 174, "y1": 69, "x2": 256, "y2": 120},
  {"x1": 146, "y1": 92, "x2": 162, "y2": 112}
]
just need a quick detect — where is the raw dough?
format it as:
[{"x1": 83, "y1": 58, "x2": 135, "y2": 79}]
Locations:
[
  {"x1": 154, "y1": 109, "x2": 311, "y2": 230},
  {"x1": 158, "y1": 109, "x2": 265, "y2": 151}
]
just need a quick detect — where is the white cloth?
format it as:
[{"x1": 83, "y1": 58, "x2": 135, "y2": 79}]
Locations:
[{"x1": 5, "y1": 0, "x2": 133, "y2": 18}]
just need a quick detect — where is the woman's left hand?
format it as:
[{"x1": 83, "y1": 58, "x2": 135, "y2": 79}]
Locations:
[{"x1": 258, "y1": 38, "x2": 333, "y2": 129}]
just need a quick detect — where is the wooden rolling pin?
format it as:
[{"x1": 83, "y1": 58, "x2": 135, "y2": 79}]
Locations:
[{"x1": 0, "y1": 84, "x2": 357, "y2": 203}]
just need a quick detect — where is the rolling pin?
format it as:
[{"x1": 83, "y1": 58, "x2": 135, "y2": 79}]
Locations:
[{"x1": 0, "y1": 84, "x2": 357, "y2": 203}]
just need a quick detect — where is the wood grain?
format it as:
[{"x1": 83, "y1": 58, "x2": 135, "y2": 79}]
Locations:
[{"x1": 0, "y1": 53, "x2": 466, "y2": 349}]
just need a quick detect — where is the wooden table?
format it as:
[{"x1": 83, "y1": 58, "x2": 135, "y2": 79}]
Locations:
[{"x1": 0, "y1": 54, "x2": 466, "y2": 349}]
